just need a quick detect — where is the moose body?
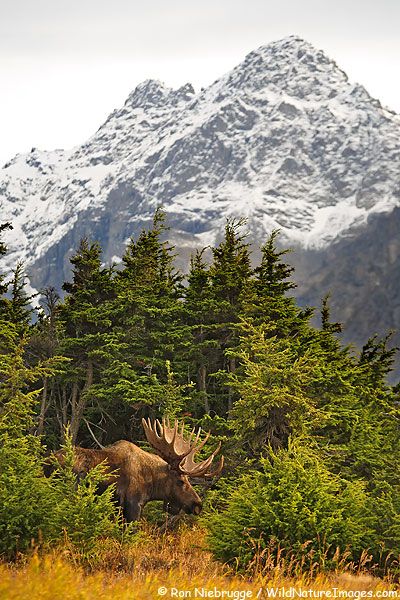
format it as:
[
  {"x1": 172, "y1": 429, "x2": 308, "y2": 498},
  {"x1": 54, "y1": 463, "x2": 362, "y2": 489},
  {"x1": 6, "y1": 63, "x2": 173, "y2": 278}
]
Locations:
[{"x1": 52, "y1": 419, "x2": 223, "y2": 522}]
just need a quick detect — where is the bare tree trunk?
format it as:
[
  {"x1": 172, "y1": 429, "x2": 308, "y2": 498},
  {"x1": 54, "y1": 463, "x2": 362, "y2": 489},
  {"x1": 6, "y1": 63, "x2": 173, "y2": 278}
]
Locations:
[
  {"x1": 36, "y1": 377, "x2": 48, "y2": 436},
  {"x1": 62, "y1": 387, "x2": 68, "y2": 436},
  {"x1": 227, "y1": 357, "x2": 236, "y2": 415},
  {"x1": 55, "y1": 386, "x2": 68, "y2": 442},
  {"x1": 69, "y1": 382, "x2": 80, "y2": 443},
  {"x1": 197, "y1": 364, "x2": 210, "y2": 414},
  {"x1": 70, "y1": 360, "x2": 93, "y2": 444}
]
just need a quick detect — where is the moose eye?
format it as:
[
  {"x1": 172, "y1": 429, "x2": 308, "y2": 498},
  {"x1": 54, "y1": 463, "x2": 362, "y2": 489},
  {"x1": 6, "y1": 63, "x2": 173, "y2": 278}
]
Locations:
[{"x1": 177, "y1": 479, "x2": 185, "y2": 487}]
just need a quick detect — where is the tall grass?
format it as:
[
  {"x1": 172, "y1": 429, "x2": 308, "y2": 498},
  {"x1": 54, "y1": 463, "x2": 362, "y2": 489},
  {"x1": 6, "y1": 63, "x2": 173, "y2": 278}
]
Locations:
[{"x1": 0, "y1": 525, "x2": 398, "y2": 600}]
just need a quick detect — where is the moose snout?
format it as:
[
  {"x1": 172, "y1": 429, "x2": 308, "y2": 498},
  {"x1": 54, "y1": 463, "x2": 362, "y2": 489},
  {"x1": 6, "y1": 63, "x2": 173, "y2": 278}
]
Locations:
[{"x1": 191, "y1": 501, "x2": 202, "y2": 515}]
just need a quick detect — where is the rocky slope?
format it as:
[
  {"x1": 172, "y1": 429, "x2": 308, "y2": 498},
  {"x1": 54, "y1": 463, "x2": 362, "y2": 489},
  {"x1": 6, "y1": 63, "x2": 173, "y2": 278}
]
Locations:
[{"x1": 1, "y1": 35, "x2": 400, "y2": 362}]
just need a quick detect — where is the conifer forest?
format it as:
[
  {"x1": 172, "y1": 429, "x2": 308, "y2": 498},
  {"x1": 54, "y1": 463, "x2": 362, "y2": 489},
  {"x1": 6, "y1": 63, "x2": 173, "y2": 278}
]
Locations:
[{"x1": 1, "y1": 211, "x2": 400, "y2": 594}]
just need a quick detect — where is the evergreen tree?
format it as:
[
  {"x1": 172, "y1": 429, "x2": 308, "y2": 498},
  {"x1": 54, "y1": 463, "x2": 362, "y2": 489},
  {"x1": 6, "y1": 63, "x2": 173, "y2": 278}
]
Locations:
[
  {"x1": 0, "y1": 322, "x2": 124, "y2": 558},
  {"x1": 108, "y1": 210, "x2": 188, "y2": 435},
  {"x1": 1, "y1": 208, "x2": 400, "y2": 570},
  {"x1": 210, "y1": 219, "x2": 252, "y2": 310},
  {"x1": 358, "y1": 332, "x2": 397, "y2": 386},
  {"x1": 243, "y1": 229, "x2": 312, "y2": 338},
  {"x1": 7, "y1": 261, "x2": 35, "y2": 328},
  {"x1": 321, "y1": 293, "x2": 343, "y2": 334},
  {"x1": 228, "y1": 321, "x2": 319, "y2": 451},
  {"x1": 117, "y1": 209, "x2": 184, "y2": 369},
  {"x1": 0, "y1": 222, "x2": 12, "y2": 318},
  {"x1": 182, "y1": 249, "x2": 220, "y2": 415},
  {"x1": 207, "y1": 219, "x2": 252, "y2": 414},
  {"x1": 28, "y1": 287, "x2": 61, "y2": 437},
  {"x1": 57, "y1": 238, "x2": 119, "y2": 443},
  {"x1": 0, "y1": 320, "x2": 60, "y2": 557},
  {"x1": 207, "y1": 439, "x2": 373, "y2": 572}
]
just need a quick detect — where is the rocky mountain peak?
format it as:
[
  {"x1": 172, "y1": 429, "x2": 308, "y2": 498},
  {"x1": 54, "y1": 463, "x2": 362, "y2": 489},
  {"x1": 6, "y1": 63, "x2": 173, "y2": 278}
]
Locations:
[
  {"x1": 124, "y1": 79, "x2": 195, "y2": 110},
  {"x1": 1, "y1": 36, "x2": 399, "y2": 294},
  {"x1": 209, "y1": 36, "x2": 349, "y2": 104},
  {"x1": 125, "y1": 79, "x2": 170, "y2": 108},
  {"x1": 174, "y1": 82, "x2": 196, "y2": 102}
]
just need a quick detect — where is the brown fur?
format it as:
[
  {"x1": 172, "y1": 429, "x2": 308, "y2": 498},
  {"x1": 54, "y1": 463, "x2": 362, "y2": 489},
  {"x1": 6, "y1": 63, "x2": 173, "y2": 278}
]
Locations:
[{"x1": 52, "y1": 440, "x2": 202, "y2": 522}]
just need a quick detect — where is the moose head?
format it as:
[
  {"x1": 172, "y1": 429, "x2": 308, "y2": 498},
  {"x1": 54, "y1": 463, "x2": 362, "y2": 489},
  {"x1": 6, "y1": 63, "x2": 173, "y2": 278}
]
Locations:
[{"x1": 142, "y1": 417, "x2": 224, "y2": 516}]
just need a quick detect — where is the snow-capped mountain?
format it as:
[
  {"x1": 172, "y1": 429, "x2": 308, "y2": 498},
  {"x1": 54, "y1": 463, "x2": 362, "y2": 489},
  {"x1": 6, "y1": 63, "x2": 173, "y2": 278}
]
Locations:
[{"x1": 1, "y1": 35, "x2": 400, "y2": 359}]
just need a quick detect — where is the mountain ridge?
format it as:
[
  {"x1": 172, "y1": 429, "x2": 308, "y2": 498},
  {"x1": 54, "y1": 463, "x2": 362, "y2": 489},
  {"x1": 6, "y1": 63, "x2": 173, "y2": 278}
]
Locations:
[{"x1": 1, "y1": 35, "x2": 400, "y2": 360}]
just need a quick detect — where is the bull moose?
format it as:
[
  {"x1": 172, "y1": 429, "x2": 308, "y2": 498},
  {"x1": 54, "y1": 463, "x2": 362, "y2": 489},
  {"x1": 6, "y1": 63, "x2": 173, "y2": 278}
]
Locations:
[{"x1": 51, "y1": 418, "x2": 224, "y2": 521}]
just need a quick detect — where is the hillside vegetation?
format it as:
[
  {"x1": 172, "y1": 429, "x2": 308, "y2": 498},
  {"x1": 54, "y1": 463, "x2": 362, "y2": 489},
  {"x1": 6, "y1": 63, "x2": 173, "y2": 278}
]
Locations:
[{"x1": 0, "y1": 212, "x2": 400, "y2": 593}]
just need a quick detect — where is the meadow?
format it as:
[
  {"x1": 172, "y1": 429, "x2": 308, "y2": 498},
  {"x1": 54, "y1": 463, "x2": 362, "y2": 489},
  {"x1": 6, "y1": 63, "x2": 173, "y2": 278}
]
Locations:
[{"x1": 0, "y1": 525, "x2": 398, "y2": 600}]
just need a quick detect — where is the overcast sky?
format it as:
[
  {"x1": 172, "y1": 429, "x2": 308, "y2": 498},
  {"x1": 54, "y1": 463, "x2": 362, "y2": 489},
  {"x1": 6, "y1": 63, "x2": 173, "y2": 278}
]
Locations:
[{"x1": 1, "y1": 0, "x2": 399, "y2": 166}]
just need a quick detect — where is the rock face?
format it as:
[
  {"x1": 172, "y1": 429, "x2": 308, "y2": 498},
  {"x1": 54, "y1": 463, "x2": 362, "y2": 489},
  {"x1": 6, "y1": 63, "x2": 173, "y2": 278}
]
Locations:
[{"x1": 1, "y1": 35, "x2": 400, "y2": 362}]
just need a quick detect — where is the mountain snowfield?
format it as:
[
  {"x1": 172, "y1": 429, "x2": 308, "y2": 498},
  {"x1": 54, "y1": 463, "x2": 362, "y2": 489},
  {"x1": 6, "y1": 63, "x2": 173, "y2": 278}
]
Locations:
[{"x1": 1, "y1": 36, "x2": 400, "y2": 354}]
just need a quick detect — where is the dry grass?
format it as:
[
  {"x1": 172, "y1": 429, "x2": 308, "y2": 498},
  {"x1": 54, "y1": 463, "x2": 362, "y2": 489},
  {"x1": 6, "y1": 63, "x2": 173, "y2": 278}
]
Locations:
[{"x1": 0, "y1": 525, "x2": 398, "y2": 600}]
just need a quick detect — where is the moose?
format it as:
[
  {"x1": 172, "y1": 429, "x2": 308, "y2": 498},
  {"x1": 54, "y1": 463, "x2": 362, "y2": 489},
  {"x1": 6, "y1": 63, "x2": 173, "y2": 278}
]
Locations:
[{"x1": 51, "y1": 418, "x2": 224, "y2": 521}]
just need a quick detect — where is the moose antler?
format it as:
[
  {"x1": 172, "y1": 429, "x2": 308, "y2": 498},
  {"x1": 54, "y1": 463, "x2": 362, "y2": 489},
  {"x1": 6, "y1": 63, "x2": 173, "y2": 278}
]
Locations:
[{"x1": 142, "y1": 418, "x2": 224, "y2": 478}]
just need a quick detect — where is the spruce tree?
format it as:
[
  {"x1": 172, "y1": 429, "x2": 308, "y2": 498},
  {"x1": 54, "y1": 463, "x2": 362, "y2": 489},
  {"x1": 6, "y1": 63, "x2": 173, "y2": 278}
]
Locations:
[
  {"x1": 228, "y1": 321, "x2": 319, "y2": 451},
  {"x1": 116, "y1": 209, "x2": 184, "y2": 371},
  {"x1": 57, "y1": 238, "x2": 119, "y2": 443},
  {"x1": 97, "y1": 210, "x2": 189, "y2": 438},
  {"x1": 358, "y1": 333, "x2": 397, "y2": 386},
  {"x1": 0, "y1": 223, "x2": 12, "y2": 318},
  {"x1": 321, "y1": 293, "x2": 343, "y2": 334},
  {"x1": 182, "y1": 249, "x2": 220, "y2": 415},
  {"x1": 207, "y1": 219, "x2": 252, "y2": 414},
  {"x1": 0, "y1": 321, "x2": 124, "y2": 558},
  {"x1": 28, "y1": 287, "x2": 61, "y2": 436},
  {"x1": 243, "y1": 229, "x2": 312, "y2": 338},
  {"x1": 7, "y1": 261, "x2": 35, "y2": 328}
]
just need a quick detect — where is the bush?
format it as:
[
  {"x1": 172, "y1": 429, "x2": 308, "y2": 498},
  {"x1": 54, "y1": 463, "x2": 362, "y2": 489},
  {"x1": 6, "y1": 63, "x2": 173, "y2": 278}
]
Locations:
[
  {"x1": 0, "y1": 323, "x2": 126, "y2": 560},
  {"x1": 206, "y1": 439, "x2": 374, "y2": 571},
  {"x1": 48, "y1": 436, "x2": 128, "y2": 553},
  {"x1": 0, "y1": 430, "x2": 128, "y2": 560},
  {"x1": 0, "y1": 435, "x2": 56, "y2": 557}
]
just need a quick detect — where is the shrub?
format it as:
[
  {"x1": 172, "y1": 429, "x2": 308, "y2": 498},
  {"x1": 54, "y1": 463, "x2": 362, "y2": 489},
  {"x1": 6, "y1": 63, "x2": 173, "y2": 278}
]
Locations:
[
  {"x1": 206, "y1": 439, "x2": 374, "y2": 571},
  {"x1": 0, "y1": 434, "x2": 56, "y2": 557},
  {"x1": 47, "y1": 436, "x2": 128, "y2": 554},
  {"x1": 0, "y1": 430, "x2": 128, "y2": 560},
  {"x1": 0, "y1": 323, "x2": 126, "y2": 559}
]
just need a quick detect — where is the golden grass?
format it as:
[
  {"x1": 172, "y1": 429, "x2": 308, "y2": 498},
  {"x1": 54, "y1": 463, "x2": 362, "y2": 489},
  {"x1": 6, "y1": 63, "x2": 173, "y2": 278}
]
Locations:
[{"x1": 0, "y1": 526, "x2": 398, "y2": 600}]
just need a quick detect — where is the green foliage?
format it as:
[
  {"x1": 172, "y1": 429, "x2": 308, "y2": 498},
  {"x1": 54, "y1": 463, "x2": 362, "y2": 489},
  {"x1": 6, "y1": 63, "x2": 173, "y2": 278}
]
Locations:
[
  {"x1": 47, "y1": 434, "x2": 127, "y2": 554},
  {"x1": 7, "y1": 262, "x2": 35, "y2": 328},
  {"x1": 2, "y1": 209, "x2": 400, "y2": 572},
  {"x1": 0, "y1": 322, "x2": 59, "y2": 557},
  {"x1": 0, "y1": 322, "x2": 61, "y2": 436},
  {"x1": 320, "y1": 294, "x2": 343, "y2": 334},
  {"x1": 209, "y1": 218, "x2": 252, "y2": 310},
  {"x1": 161, "y1": 360, "x2": 190, "y2": 418},
  {"x1": 228, "y1": 321, "x2": 319, "y2": 450},
  {"x1": 116, "y1": 209, "x2": 184, "y2": 370},
  {"x1": 0, "y1": 323, "x2": 125, "y2": 559},
  {"x1": 0, "y1": 430, "x2": 56, "y2": 557},
  {"x1": 56, "y1": 237, "x2": 121, "y2": 442},
  {"x1": 182, "y1": 219, "x2": 253, "y2": 416},
  {"x1": 206, "y1": 439, "x2": 373, "y2": 571},
  {"x1": 358, "y1": 333, "x2": 398, "y2": 386},
  {"x1": 0, "y1": 431, "x2": 127, "y2": 559},
  {"x1": 369, "y1": 480, "x2": 400, "y2": 555},
  {"x1": 0, "y1": 223, "x2": 13, "y2": 319},
  {"x1": 243, "y1": 229, "x2": 312, "y2": 336}
]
